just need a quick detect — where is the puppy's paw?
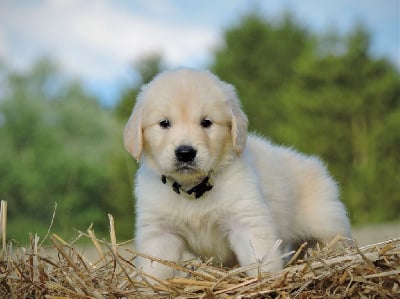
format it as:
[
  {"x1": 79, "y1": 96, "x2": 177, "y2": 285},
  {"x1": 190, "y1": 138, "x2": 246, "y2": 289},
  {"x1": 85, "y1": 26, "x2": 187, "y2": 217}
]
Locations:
[{"x1": 246, "y1": 256, "x2": 283, "y2": 277}]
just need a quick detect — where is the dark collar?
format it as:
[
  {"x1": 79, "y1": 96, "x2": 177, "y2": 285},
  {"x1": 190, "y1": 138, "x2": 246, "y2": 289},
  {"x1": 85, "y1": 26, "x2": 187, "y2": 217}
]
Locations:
[{"x1": 161, "y1": 175, "x2": 213, "y2": 199}]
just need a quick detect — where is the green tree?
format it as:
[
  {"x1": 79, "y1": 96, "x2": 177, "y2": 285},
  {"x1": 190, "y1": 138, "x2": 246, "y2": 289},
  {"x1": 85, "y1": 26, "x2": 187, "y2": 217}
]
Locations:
[
  {"x1": 212, "y1": 13, "x2": 400, "y2": 224},
  {"x1": 279, "y1": 26, "x2": 400, "y2": 223},
  {"x1": 212, "y1": 12, "x2": 311, "y2": 137},
  {"x1": 0, "y1": 59, "x2": 133, "y2": 241}
]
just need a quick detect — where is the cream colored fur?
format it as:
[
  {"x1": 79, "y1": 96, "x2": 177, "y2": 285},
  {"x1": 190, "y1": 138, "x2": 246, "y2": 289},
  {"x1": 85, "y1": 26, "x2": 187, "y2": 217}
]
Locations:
[{"x1": 124, "y1": 68, "x2": 351, "y2": 280}]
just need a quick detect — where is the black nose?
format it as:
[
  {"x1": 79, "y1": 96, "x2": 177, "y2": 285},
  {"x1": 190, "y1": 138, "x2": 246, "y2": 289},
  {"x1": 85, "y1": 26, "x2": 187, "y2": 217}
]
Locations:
[{"x1": 175, "y1": 145, "x2": 197, "y2": 163}]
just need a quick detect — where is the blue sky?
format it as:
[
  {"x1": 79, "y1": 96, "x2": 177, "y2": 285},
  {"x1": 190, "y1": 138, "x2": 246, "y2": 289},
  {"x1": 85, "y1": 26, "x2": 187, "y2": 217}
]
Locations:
[{"x1": 1, "y1": 0, "x2": 399, "y2": 106}]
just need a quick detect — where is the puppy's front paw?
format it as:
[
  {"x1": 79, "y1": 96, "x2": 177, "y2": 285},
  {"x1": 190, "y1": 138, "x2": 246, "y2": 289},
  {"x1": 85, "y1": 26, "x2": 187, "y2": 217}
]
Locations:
[
  {"x1": 135, "y1": 257, "x2": 175, "y2": 281},
  {"x1": 245, "y1": 256, "x2": 283, "y2": 277}
]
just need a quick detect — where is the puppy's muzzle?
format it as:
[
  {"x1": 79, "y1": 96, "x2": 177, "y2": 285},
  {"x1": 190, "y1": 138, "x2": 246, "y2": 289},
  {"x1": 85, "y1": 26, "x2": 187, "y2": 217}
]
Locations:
[{"x1": 175, "y1": 145, "x2": 197, "y2": 163}]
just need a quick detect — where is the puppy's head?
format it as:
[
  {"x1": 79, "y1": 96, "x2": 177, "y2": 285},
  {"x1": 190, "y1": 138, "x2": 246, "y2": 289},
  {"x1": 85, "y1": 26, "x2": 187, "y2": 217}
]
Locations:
[{"x1": 124, "y1": 68, "x2": 248, "y2": 185}]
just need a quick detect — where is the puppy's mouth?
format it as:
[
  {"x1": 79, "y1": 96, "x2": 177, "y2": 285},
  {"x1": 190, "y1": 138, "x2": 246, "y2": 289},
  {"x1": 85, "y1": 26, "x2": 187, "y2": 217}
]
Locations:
[
  {"x1": 173, "y1": 161, "x2": 209, "y2": 181},
  {"x1": 175, "y1": 162, "x2": 198, "y2": 173}
]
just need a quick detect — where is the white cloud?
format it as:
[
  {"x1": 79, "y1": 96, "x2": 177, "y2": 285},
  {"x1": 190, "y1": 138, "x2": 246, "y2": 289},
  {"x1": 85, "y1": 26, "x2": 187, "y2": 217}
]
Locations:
[
  {"x1": 0, "y1": 30, "x2": 7, "y2": 60},
  {"x1": 1, "y1": 0, "x2": 398, "y2": 105},
  {"x1": 0, "y1": 0, "x2": 219, "y2": 80}
]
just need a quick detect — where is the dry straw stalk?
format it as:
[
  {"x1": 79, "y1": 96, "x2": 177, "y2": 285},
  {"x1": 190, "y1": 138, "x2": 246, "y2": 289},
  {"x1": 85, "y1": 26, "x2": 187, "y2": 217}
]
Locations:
[{"x1": 0, "y1": 200, "x2": 399, "y2": 298}]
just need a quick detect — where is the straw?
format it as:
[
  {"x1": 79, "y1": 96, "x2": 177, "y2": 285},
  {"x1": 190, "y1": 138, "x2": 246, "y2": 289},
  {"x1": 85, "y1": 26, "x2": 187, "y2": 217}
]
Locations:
[{"x1": 1, "y1": 200, "x2": 399, "y2": 298}]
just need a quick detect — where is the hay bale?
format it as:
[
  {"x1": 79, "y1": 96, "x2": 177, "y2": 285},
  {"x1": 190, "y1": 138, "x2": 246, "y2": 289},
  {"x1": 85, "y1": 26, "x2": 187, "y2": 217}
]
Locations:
[{"x1": 1, "y1": 202, "x2": 399, "y2": 298}]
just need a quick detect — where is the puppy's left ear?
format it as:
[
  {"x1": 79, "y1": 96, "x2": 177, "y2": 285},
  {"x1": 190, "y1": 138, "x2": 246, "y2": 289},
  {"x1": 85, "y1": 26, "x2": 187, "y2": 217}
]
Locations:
[
  {"x1": 123, "y1": 100, "x2": 143, "y2": 162},
  {"x1": 221, "y1": 83, "x2": 248, "y2": 155}
]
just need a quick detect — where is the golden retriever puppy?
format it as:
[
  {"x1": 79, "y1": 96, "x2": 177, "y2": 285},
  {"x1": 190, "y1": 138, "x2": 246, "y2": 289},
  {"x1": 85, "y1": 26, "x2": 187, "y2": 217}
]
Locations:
[{"x1": 124, "y1": 68, "x2": 351, "y2": 280}]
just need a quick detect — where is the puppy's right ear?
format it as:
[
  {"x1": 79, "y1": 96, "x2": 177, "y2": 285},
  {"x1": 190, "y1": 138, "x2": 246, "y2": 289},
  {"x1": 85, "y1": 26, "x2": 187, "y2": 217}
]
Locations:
[{"x1": 123, "y1": 100, "x2": 143, "y2": 162}]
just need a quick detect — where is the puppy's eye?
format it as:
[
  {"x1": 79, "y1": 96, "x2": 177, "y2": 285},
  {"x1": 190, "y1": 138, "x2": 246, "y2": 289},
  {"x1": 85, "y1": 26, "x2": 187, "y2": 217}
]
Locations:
[
  {"x1": 200, "y1": 118, "x2": 213, "y2": 128},
  {"x1": 159, "y1": 119, "x2": 171, "y2": 129}
]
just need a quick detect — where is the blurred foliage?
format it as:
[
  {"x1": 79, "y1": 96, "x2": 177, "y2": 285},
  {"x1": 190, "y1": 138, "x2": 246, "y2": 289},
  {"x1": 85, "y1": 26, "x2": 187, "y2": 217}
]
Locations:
[
  {"x1": 212, "y1": 14, "x2": 400, "y2": 224},
  {"x1": 0, "y1": 59, "x2": 134, "y2": 241},
  {"x1": 0, "y1": 12, "x2": 399, "y2": 243},
  {"x1": 213, "y1": 13, "x2": 311, "y2": 133}
]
